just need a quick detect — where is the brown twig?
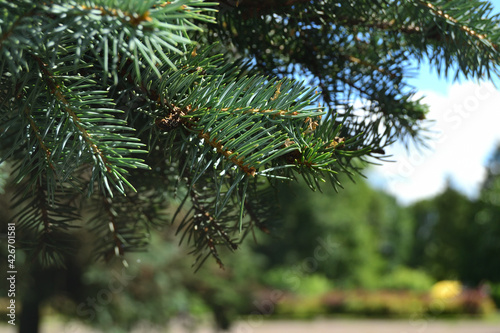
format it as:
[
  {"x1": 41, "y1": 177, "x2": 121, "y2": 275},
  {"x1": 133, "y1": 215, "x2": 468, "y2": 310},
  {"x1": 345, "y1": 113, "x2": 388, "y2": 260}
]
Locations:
[
  {"x1": 102, "y1": 196, "x2": 124, "y2": 258},
  {"x1": 24, "y1": 107, "x2": 55, "y2": 170},
  {"x1": 417, "y1": 0, "x2": 497, "y2": 50},
  {"x1": 31, "y1": 53, "x2": 112, "y2": 173}
]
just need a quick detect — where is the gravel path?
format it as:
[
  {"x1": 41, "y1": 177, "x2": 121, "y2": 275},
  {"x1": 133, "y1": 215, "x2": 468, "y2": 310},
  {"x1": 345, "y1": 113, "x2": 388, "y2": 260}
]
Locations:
[
  {"x1": 2, "y1": 318, "x2": 499, "y2": 333},
  {"x1": 227, "y1": 319, "x2": 500, "y2": 333}
]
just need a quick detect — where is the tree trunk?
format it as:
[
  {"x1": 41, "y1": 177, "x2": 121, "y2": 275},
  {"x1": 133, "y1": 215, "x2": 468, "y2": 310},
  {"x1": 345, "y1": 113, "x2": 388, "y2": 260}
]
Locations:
[{"x1": 18, "y1": 293, "x2": 40, "y2": 333}]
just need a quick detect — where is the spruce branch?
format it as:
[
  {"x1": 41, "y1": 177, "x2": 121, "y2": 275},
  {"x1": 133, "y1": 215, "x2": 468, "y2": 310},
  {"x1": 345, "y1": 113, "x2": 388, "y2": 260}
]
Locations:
[
  {"x1": 31, "y1": 53, "x2": 112, "y2": 175},
  {"x1": 2, "y1": 0, "x2": 500, "y2": 269},
  {"x1": 416, "y1": 0, "x2": 493, "y2": 45},
  {"x1": 22, "y1": 106, "x2": 56, "y2": 172},
  {"x1": 10, "y1": 171, "x2": 81, "y2": 267},
  {"x1": 88, "y1": 189, "x2": 163, "y2": 264}
]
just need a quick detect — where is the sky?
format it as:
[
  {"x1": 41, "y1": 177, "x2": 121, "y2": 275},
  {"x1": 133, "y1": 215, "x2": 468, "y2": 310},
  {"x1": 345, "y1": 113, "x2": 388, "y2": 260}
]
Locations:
[
  {"x1": 366, "y1": 1, "x2": 500, "y2": 204},
  {"x1": 366, "y1": 80, "x2": 500, "y2": 205}
]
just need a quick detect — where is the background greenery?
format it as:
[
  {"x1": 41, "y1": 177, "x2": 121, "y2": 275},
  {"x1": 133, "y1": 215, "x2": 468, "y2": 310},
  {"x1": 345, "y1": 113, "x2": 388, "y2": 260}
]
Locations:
[{"x1": 1, "y1": 146, "x2": 500, "y2": 331}]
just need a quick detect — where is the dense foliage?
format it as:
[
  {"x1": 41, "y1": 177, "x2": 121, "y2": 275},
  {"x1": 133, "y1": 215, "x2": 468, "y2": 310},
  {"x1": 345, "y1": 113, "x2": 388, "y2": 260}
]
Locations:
[{"x1": 3, "y1": 163, "x2": 500, "y2": 331}]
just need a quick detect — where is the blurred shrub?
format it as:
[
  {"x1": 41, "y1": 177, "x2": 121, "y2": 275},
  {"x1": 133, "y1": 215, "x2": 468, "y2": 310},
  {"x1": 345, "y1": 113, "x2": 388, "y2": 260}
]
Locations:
[
  {"x1": 324, "y1": 290, "x2": 425, "y2": 317},
  {"x1": 296, "y1": 274, "x2": 333, "y2": 297},
  {"x1": 261, "y1": 267, "x2": 297, "y2": 291},
  {"x1": 261, "y1": 268, "x2": 332, "y2": 296},
  {"x1": 319, "y1": 289, "x2": 496, "y2": 319},
  {"x1": 377, "y1": 267, "x2": 435, "y2": 292},
  {"x1": 460, "y1": 288, "x2": 497, "y2": 316},
  {"x1": 430, "y1": 280, "x2": 462, "y2": 300},
  {"x1": 489, "y1": 282, "x2": 500, "y2": 307},
  {"x1": 275, "y1": 295, "x2": 326, "y2": 319},
  {"x1": 428, "y1": 288, "x2": 496, "y2": 317}
]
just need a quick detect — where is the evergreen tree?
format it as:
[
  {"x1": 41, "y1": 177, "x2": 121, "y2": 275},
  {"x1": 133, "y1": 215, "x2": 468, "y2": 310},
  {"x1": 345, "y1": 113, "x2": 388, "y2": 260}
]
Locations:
[
  {"x1": 409, "y1": 149, "x2": 500, "y2": 286},
  {"x1": 409, "y1": 185, "x2": 473, "y2": 280},
  {"x1": 2, "y1": 0, "x2": 500, "y2": 268},
  {"x1": 467, "y1": 145, "x2": 500, "y2": 284}
]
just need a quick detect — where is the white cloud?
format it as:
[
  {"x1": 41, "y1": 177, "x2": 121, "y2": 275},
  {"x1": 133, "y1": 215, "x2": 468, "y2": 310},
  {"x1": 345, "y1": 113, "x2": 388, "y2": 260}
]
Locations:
[{"x1": 367, "y1": 81, "x2": 500, "y2": 205}]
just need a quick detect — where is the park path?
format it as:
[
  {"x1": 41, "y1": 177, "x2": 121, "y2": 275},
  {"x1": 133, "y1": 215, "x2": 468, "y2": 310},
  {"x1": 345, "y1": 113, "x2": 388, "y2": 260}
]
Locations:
[
  {"x1": 168, "y1": 318, "x2": 500, "y2": 333},
  {"x1": 1, "y1": 318, "x2": 500, "y2": 333},
  {"x1": 226, "y1": 319, "x2": 500, "y2": 333}
]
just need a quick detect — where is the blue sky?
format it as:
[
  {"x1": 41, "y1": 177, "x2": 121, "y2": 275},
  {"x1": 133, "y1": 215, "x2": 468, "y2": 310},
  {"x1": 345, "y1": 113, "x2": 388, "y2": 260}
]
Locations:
[{"x1": 367, "y1": 1, "x2": 500, "y2": 204}]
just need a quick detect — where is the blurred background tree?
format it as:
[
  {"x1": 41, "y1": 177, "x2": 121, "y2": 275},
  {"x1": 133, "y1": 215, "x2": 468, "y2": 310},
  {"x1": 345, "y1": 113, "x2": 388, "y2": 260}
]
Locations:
[
  {"x1": 409, "y1": 185, "x2": 474, "y2": 280},
  {"x1": 255, "y1": 175, "x2": 415, "y2": 289},
  {"x1": 471, "y1": 145, "x2": 500, "y2": 285},
  {"x1": 409, "y1": 146, "x2": 500, "y2": 286}
]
